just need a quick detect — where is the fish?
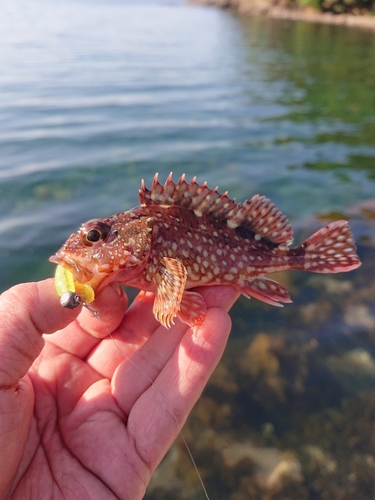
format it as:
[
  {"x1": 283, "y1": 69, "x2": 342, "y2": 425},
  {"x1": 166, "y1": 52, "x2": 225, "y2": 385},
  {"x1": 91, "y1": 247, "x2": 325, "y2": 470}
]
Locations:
[{"x1": 50, "y1": 173, "x2": 361, "y2": 328}]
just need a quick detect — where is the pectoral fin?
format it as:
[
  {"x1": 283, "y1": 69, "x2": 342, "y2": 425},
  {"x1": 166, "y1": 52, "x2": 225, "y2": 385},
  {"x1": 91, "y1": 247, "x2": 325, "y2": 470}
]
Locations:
[
  {"x1": 153, "y1": 257, "x2": 187, "y2": 328},
  {"x1": 178, "y1": 291, "x2": 207, "y2": 327}
]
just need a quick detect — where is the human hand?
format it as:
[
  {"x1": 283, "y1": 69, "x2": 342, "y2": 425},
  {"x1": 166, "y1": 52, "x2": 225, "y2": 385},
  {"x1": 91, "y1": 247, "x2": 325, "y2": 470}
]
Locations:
[{"x1": 0, "y1": 279, "x2": 239, "y2": 500}]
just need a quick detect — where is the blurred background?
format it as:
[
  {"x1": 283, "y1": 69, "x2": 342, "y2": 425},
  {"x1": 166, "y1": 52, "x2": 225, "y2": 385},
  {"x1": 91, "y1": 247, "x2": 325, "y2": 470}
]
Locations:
[{"x1": 1, "y1": 0, "x2": 375, "y2": 498}]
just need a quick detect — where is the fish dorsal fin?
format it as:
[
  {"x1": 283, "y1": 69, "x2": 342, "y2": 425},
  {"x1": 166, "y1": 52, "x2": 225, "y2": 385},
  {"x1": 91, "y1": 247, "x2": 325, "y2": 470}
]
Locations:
[
  {"x1": 139, "y1": 173, "x2": 293, "y2": 245},
  {"x1": 233, "y1": 195, "x2": 293, "y2": 245}
]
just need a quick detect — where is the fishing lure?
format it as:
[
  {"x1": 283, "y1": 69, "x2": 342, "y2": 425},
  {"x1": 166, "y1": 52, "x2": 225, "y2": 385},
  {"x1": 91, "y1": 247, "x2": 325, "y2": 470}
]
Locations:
[{"x1": 54, "y1": 264, "x2": 95, "y2": 309}]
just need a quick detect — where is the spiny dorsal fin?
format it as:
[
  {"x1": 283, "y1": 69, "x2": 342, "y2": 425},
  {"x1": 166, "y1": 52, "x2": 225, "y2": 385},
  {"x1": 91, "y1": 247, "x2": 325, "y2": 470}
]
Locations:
[
  {"x1": 234, "y1": 195, "x2": 293, "y2": 245},
  {"x1": 139, "y1": 173, "x2": 293, "y2": 245}
]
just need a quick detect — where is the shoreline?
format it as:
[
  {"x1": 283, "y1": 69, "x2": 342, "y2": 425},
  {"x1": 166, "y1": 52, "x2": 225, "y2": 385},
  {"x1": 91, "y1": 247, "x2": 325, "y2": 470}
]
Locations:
[{"x1": 189, "y1": 0, "x2": 375, "y2": 30}]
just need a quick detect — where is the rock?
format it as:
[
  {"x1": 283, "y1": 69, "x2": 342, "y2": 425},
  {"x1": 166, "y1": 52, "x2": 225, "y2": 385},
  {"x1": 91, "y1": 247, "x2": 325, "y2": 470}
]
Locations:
[{"x1": 222, "y1": 441, "x2": 303, "y2": 492}]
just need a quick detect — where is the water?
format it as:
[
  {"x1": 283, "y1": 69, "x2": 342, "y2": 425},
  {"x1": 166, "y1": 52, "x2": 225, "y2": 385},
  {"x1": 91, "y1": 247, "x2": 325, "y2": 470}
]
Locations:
[
  {"x1": 1, "y1": 1, "x2": 375, "y2": 498},
  {"x1": 1, "y1": 0, "x2": 375, "y2": 292}
]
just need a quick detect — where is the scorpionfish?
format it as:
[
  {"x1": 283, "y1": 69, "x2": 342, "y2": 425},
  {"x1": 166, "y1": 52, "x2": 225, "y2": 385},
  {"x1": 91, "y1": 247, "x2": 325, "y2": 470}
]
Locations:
[{"x1": 50, "y1": 173, "x2": 361, "y2": 328}]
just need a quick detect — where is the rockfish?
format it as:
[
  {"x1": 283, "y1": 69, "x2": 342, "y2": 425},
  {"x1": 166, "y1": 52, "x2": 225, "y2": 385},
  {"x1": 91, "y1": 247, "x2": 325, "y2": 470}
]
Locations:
[{"x1": 50, "y1": 173, "x2": 361, "y2": 328}]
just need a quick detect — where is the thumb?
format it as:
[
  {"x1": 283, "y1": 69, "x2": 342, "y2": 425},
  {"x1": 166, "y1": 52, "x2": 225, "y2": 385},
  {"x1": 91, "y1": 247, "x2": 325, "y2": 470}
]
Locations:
[{"x1": 0, "y1": 278, "x2": 79, "y2": 388}]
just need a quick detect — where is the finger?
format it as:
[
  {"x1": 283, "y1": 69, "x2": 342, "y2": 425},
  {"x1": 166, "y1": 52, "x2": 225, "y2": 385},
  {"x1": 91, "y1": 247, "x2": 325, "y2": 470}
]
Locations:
[
  {"x1": 111, "y1": 319, "x2": 189, "y2": 415},
  {"x1": 47, "y1": 283, "x2": 128, "y2": 360},
  {"x1": 82, "y1": 291, "x2": 158, "y2": 379},
  {"x1": 0, "y1": 279, "x2": 79, "y2": 387},
  {"x1": 106, "y1": 285, "x2": 238, "y2": 405},
  {"x1": 88, "y1": 285, "x2": 238, "y2": 380},
  {"x1": 127, "y1": 307, "x2": 232, "y2": 470},
  {"x1": 0, "y1": 279, "x2": 79, "y2": 496},
  {"x1": 116, "y1": 291, "x2": 160, "y2": 345},
  {"x1": 195, "y1": 284, "x2": 240, "y2": 311},
  {"x1": 77, "y1": 282, "x2": 128, "y2": 339}
]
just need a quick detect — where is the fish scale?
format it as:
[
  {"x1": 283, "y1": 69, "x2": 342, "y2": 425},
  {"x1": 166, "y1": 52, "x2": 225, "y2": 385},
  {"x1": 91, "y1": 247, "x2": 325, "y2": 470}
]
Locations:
[{"x1": 50, "y1": 173, "x2": 361, "y2": 328}]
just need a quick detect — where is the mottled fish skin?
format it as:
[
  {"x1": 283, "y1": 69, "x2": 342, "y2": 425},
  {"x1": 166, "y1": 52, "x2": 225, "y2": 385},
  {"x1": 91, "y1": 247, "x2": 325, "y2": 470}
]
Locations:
[{"x1": 50, "y1": 173, "x2": 361, "y2": 328}]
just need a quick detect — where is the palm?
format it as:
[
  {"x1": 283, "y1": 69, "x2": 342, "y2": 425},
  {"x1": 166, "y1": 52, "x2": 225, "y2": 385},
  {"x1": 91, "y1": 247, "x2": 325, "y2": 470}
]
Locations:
[{"x1": 0, "y1": 279, "x2": 238, "y2": 500}]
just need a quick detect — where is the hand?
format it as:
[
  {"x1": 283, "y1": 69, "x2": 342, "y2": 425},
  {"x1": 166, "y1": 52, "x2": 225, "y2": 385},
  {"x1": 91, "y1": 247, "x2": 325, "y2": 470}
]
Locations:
[{"x1": 0, "y1": 279, "x2": 239, "y2": 500}]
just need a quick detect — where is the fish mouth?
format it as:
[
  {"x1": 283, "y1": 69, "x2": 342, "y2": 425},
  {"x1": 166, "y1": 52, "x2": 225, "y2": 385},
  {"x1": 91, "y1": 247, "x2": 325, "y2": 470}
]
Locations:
[{"x1": 49, "y1": 253, "x2": 106, "y2": 290}]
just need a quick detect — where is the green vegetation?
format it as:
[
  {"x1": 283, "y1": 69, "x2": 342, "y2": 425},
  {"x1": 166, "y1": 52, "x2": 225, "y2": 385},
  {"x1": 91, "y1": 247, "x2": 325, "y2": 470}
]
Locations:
[
  {"x1": 294, "y1": 0, "x2": 375, "y2": 14},
  {"x1": 199, "y1": 0, "x2": 375, "y2": 15}
]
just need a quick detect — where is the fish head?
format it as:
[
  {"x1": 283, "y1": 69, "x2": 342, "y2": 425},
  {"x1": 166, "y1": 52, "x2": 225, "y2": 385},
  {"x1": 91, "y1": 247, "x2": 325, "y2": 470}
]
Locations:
[{"x1": 50, "y1": 213, "x2": 152, "y2": 291}]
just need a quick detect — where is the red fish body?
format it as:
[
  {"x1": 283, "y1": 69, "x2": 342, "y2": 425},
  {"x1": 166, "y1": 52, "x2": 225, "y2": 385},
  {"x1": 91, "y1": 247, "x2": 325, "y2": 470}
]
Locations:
[{"x1": 50, "y1": 173, "x2": 361, "y2": 328}]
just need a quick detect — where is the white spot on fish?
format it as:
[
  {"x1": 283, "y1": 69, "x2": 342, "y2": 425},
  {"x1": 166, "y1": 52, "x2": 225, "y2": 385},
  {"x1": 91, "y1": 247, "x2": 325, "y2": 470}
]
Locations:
[{"x1": 227, "y1": 220, "x2": 238, "y2": 229}]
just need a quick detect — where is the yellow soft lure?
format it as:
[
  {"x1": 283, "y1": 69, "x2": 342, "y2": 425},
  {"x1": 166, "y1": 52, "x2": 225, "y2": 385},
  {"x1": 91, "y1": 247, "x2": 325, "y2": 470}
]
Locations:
[{"x1": 54, "y1": 265, "x2": 95, "y2": 304}]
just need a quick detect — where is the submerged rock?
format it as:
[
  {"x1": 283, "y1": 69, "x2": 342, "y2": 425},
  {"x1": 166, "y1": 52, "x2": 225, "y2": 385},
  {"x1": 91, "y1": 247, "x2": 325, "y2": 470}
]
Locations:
[
  {"x1": 146, "y1": 207, "x2": 375, "y2": 499},
  {"x1": 223, "y1": 442, "x2": 303, "y2": 493}
]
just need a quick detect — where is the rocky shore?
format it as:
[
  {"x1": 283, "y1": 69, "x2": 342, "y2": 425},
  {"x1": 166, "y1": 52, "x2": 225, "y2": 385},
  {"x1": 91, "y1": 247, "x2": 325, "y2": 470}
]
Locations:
[{"x1": 190, "y1": 0, "x2": 375, "y2": 30}]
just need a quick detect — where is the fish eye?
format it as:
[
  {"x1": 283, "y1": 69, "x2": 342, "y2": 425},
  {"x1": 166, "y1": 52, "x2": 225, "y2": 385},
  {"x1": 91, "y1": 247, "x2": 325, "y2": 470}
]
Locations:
[
  {"x1": 80, "y1": 220, "x2": 112, "y2": 247},
  {"x1": 86, "y1": 228, "x2": 101, "y2": 242}
]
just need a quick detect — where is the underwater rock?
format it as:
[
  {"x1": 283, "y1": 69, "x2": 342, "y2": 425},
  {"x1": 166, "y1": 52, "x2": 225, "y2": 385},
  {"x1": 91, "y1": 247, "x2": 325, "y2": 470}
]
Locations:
[
  {"x1": 148, "y1": 207, "x2": 375, "y2": 499},
  {"x1": 222, "y1": 441, "x2": 303, "y2": 493},
  {"x1": 345, "y1": 304, "x2": 375, "y2": 333},
  {"x1": 327, "y1": 348, "x2": 375, "y2": 393}
]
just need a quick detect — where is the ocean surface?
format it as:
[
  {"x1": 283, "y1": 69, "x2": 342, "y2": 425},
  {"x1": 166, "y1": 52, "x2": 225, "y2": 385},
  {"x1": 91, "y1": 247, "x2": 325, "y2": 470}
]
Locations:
[
  {"x1": 1, "y1": 0, "x2": 375, "y2": 292},
  {"x1": 1, "y1": 1, "x2": 375, "y2": 498}
]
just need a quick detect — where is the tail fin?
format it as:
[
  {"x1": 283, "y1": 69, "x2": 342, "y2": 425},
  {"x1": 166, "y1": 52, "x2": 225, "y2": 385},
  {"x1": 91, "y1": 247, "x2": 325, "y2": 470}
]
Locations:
[{"x1": 301, "y1": 220, "x2": 361, "y2": 273}]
